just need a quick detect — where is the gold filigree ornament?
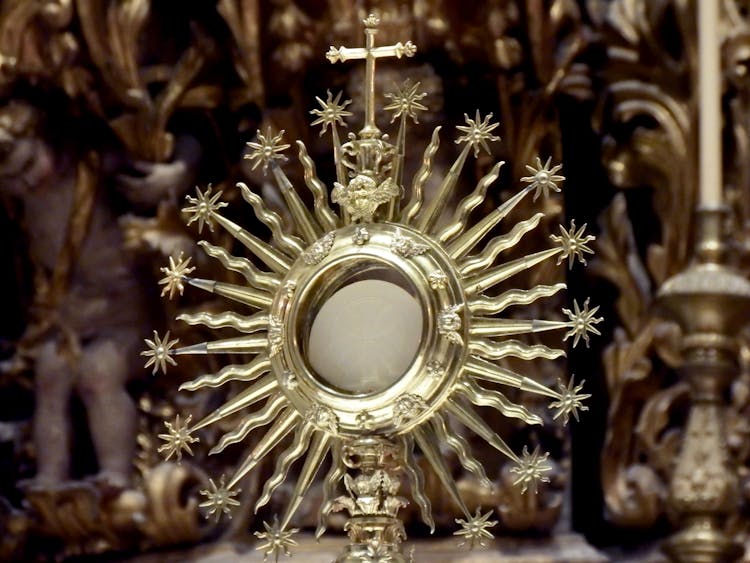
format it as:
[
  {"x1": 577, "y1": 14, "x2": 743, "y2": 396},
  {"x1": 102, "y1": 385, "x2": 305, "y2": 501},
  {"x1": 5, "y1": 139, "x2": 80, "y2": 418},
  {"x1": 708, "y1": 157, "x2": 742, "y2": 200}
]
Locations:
[{"x1": 141, "y1": 13, "x2": 601, "y2": 560}]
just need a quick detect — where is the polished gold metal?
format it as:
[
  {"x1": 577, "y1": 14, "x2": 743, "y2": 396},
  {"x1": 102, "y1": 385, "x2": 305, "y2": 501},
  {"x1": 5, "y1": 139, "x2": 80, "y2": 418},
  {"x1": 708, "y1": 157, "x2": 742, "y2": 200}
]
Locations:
[
  {"x1": 143, "y1": 13, "x2": 600, "y2": 561},
  {"x1": 657, "y1": 209, "x2": 749, "y2": 563}
]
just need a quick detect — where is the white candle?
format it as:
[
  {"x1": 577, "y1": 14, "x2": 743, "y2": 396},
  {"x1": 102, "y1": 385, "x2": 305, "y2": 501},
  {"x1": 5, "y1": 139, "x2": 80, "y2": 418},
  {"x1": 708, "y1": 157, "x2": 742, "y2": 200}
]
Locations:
[
  {"x1": 308, "y1": 279, "x2": 423, "y2": 394},
  {"x1": 698, "y1": 0, "x2": 723, "y2": 207}
]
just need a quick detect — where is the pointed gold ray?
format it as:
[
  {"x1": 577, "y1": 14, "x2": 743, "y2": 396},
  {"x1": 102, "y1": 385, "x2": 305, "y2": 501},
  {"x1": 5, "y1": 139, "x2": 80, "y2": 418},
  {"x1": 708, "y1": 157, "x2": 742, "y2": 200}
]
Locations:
[
  {"x1": 469, "y1": 317, "x2": 568, "y2": 338},
  {"x1": 436, "y1": 161, "x2": 504, "y2": 242},
  {"x1": 297, "y1": 141, "x2": 339, "y2": 232},
  {"x1": 468, "y1": 283, "x2": 566, "y2": 315},
  {"x1": 385, "y1": 112, "x2": 408, "y2": 221},
  {"x1": 180, "y1": 355, "x2": 271, "y2": 391},
  {"x1": 198, "y1": 241, "x2": 280, "y2": 292},
  {"x1": 457, "y1": 379, "x2": 542, "y2": 425},
  {"x1": 212, "y1": 212, "x2": 291, "y2": 274},
  {"x1": 445, "y1": 398, "x2": 520, "y2": 463},
  {"x1": 415, "y1": 142, "x2": 472, "y2": 233},
  {"x1": 403, "y1": 126, "x2": 441, "y2": 225},
  {"x1": 468, "y1": 338, "x2": 565, "y2": 361},
  {"x1": 192, "y1": 374, "x2": 278, "y2": 432},
  {"x1": 464, "y1": 356, "x2": 559, "y2": 399},
  {"x1": 210, "y1": 395, "x2": 288, "y2": 454},
  {"x1": 399, "y1": 435, "x2": 435, "y2": 532},
  {"x1": 173, "y1": 334, "x2": 268, "y2": 356},
  {"x1": 459, "y1": 213, "x2": 544, "y2": 276},
  {"x1": 280, "y1": 431, "x2": 331, "y2": 529},
  {"x1": 413, "y1": 425, "x2": 470, "y2": 518},
  {"x1": 270, "y1": 161, "x2": 322, "y2": 244},
  {"x1": 431, "y1": 412, "x2": 492, "y2": 489},
  {"x1": 464, "y1": 247, "x2": 561, "y2": 295},
  {"x1": 316, "y1": 440, "x2": 347, "y2": 539},
  {"x1": 177, "y1": 310, "x2": 268, "y2": 334},
  {"x1": 228, "y1": 410, "x2": 301, "y2": 489},
  {"x1": 255, "y1": 424, "x2": 315, "y2": 512},
  {"x1": 186, "y1": 277, "x2": 273, "y2": 309},
  {"x1": 448, "y1": 184, "x2": 534, "y2": 259},
  {"x1": 238, "y1": 182, "x2": 306, "y2": 257}
]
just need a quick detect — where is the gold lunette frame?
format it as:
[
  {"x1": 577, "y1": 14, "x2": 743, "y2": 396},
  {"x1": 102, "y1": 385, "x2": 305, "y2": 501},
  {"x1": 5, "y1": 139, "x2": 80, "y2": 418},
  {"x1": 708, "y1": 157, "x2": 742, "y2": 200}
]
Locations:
[{"x1": 272, "y1": 222, "x2": 466, "y2": 436}]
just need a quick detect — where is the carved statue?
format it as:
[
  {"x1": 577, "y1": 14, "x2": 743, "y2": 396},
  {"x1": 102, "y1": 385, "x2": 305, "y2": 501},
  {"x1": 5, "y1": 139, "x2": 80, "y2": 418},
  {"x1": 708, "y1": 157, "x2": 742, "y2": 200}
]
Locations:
[{"x1": 0, "y1": 99, "x2": 144, "y2": 489}]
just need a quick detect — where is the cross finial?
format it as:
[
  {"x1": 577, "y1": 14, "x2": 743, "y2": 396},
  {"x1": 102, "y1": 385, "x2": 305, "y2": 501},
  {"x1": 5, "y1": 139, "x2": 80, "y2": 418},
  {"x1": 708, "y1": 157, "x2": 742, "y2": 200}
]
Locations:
[{"x1": 326, "y1": 13, "x2": 417, "y2": 138}]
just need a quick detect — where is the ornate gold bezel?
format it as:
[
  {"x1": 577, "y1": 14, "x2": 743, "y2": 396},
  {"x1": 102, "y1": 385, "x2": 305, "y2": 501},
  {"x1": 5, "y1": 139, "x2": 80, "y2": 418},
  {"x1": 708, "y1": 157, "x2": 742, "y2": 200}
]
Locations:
[{"x1": 271, "y1": 222, "x2": 467, "y2": 436}]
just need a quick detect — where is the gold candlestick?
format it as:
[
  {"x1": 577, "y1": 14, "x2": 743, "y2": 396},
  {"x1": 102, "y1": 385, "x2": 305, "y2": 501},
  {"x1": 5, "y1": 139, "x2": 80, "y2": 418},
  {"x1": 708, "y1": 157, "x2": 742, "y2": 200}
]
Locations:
[{"x1": 657, "y1": 208, "x2": 750, "y2": 563}]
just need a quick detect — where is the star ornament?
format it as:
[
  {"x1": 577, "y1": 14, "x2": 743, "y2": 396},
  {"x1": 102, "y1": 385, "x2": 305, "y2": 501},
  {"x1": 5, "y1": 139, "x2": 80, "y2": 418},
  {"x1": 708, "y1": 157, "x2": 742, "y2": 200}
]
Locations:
[
  {"x1": 182, "y1": 185, "x2": 228, "y2": 234},
  {"x1": 245, "y1": 127, "x2": 291, "y2": 172},
  {"x1": 455, "y1": 110, "x2": 501, "y2": 157},
  {"x1": 550, "y1": 220, "x2": 595, "y2": 269},
  {"x1": 562, "y1": 297, "x2": 603, "y2": 348},
  {"x1": 157, "y1": 413, "x2": 198, "y2": 462},
  {"x1": 255, "y1": 516, "x2": 299, "y2": 561},
  {"x1": 549, "y1": 377, "x2": 591, "y2": 425},
  {"x1": 454, "y1": 508, "x2": 498, "y2": 549},
  {"x1": 384, "y1": 79, "x2": 428, "y2": 123},
  {"x1": 158, "y1": 252, "x2": 195, "y2": 299},
  {"x1": 521, "y1": 156, "x2": 565, "y2": 201},
  {"x1": 510, "y1": 446, "x2": 552, "y2": 494},
  {"x1": 199, "y1": 475, "x2": 241, "y2": 521},
  {"x1": 310, "y1": 90, "x2": 352, "y2": 135},
  {"x1": 141, "y1": 330, "x2": 179, "y2": 375}
]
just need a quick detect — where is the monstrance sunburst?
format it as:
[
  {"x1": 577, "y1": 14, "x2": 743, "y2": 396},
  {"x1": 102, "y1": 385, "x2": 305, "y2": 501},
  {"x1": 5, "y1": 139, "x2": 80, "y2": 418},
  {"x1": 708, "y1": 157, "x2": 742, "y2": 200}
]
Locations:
[{"x1": 144, "y1": 13, "x2": 600, "y2": 561}]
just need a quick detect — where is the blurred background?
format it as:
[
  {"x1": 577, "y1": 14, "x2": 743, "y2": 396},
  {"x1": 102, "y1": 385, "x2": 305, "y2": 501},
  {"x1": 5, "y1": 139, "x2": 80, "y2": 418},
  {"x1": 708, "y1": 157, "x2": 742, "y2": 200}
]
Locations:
[{"x1": 1, "y1": 0, "x2": 749, "y2": 561}]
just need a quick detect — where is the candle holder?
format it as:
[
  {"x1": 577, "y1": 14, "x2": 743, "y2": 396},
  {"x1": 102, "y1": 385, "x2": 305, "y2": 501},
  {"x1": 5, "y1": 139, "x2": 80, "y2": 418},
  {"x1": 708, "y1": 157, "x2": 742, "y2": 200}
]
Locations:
[
  {"x1": 657, "y1": 207, "x2": 750, "y2": 563},
  {"x1": 141, "y1": 14, "x2": 601, "y2": 561}
]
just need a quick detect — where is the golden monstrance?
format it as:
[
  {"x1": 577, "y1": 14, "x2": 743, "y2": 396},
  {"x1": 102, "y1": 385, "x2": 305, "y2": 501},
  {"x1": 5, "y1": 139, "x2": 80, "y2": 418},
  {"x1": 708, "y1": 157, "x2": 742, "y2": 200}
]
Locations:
[{"x1": 142, "y1": 13, "x2": 600, "y2": 562}]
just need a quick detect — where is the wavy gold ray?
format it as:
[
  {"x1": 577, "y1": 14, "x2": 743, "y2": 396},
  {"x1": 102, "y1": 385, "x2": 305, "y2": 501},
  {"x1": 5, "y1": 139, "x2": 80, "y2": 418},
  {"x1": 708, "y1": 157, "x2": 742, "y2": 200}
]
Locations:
[
  {"x1": 436, "y1": 161, "x2": 504, "y2": 243},
  {"x1": 238, "y1": 182, "x2": 306, "y2": 257},
  {"x1": 212, "y1": 212, "x2": 291, "y2": 274},
  {"x1": 399, "y1": 434, "x2": 435, "y2": 532},
  {"x1": 179, "y1": 356, "x2": 271, "y2": 391},
  {"x1": 431, "y1": 413, "x2": 492, "y2": 489},
  {"x1": 316, "y1": 441, "x2": 346, "y2": 538},
  {"x1": 467, "y1": 283, "x2": 566, "y2": 315},
  {"x1": 229, "y1": 410, "x2": 301, "y2": 489},
  {"x1": 414, "y1": 425, "x2": 470, "y2": 518},
  {"x1": 445, "y1": 398, "x2": 520, "y2": 463},
  {"x1": 297, "y1": 141, "x2": 339, "y2": 232},
  {"x1": 464, "y1": 356, "x2": 559, "y2": 399},
  {"x1": 186, "y1": 277, "x2": 273, "y2": 309},
  {"x1": 459, "y1": 213, "x2": 544, "y2": 276},
  {"x1": 270, "y1": 161, "x2": 322, "y2": 243},
  {"x1": 192, "y1": 374, "x2": 278, "y2": 432},
  {"x1": 468, "y1": 338, "x2": 565, "y2": 361},
  {"x1": 210, "y1": 395, "x2": 288, "y2": 454},
  {"x1": 177, "y1": 310, "x2": 268, "y2": 333},
  {"x1": 198, "y1": 241, "x2": 280, "y2": 292},
  {"x1": 403, "y1": 126, "x2": 441, "y2": 225},
  {"x1": 280, "y1": 431, "x2": 331, "y2": 530},
  {"x1": 469, "y1": 317, "x2": 568, "y2": 338},
  {"x1": 255, "y1": 424, "x2": 315, "y2": 512},
  {"x1": 174, "y1": 334, "x2": 268, "y2": 356},
  {"x1": 457, "y1": 379, "x2": 543, "y2": 425},
  {"x1": 447, "y1": 184, "x2": 534, "y2": 259},
  {"x1": 415, "y1": 142, "x2": 472, "y2": 233},
  {"x1": 464, "y1": 247, "x2": 561, "y2": 295}
]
